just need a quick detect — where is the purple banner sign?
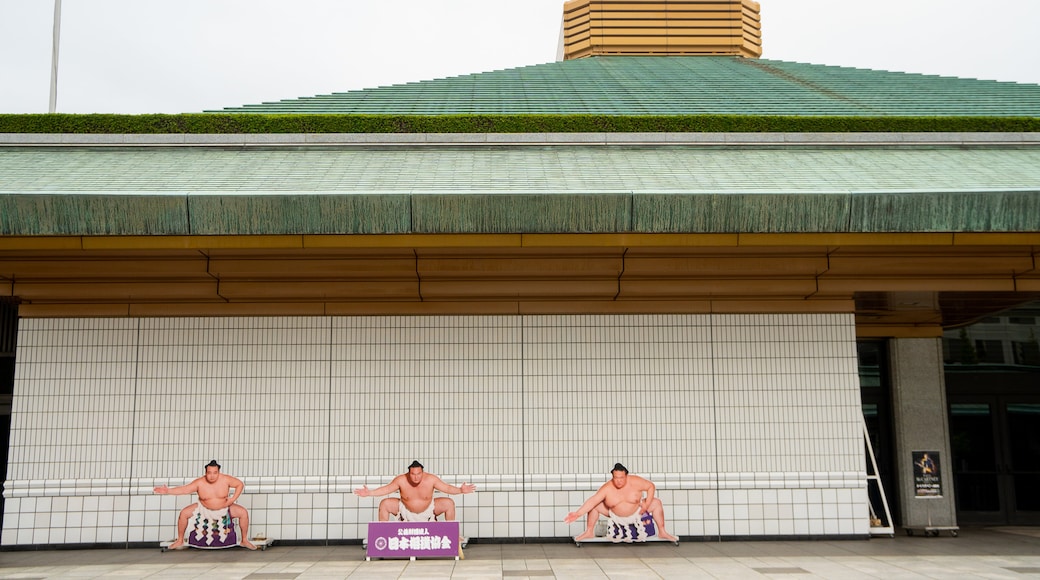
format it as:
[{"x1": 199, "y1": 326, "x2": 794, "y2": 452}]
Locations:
[{"x1": 366, "y1": 521, "x2": 460, "y2": 559}]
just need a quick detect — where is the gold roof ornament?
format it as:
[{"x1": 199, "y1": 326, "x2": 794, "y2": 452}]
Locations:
[{"x1": 561, "y1": 0, "x2": 762, "y2": 60}]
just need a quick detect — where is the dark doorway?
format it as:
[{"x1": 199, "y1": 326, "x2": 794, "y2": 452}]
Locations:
[
  {"x1": 944, "y1": 302, "x2": 1040, "y2": 525},
  {"x1": 858, "y1": 340, "x2": 899, "y2": 527},
  {"x1": 948, "y1": 394, "x2": 1040, "y2": 524}
]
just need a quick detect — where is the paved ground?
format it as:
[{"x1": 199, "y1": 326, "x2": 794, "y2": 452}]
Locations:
[{"x1": 1, "y1": 526, "x2": 1039, "y2": 579}]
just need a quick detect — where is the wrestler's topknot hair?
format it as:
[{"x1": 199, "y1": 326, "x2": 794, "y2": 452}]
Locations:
[
  {"x1": 612, "y1": 463, "x2": 628, "y2": 474},
  {"x1": 409, "y1": 460, "x2": 424, "y2": 470},
  {"x1": 206, "y1": 460, "x2": 221, "y2": 470}
]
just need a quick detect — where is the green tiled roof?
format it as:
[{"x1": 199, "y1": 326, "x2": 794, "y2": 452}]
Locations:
[
  {"x1": 212, "y1": 56, "x2": 1040, "y2": 117},
  {"x1": 6, "y1": 146, "x2": 1040, "y2": 194},
  {"x1": 4, "y1": 145, "x2": 1040, "y2": 235}
]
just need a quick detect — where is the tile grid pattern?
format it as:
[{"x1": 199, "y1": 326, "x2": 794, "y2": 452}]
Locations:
[{"x1": 3, "y1": 313, "x2": 866, "y2": 545}]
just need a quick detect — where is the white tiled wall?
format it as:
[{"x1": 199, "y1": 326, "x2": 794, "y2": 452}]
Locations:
[{"x1": 2, "y1": 313, "x2": 867, "y2": 546}]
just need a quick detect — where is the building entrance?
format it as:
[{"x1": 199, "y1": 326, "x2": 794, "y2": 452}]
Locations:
[
  {"x1": 944, "y1": 302, "x2": 1040, "y2": 525},
  {"x1": 948, "y1": 397, "x2": 1040, "y2": 525},
  {"x1": 858, "y1": 341, "x2": 899, "y2": 527}
]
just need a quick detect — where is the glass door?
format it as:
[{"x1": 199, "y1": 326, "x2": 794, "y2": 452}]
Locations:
[
  {"x1": 950, "y1": 401, "x2": 1001, "y2": 522},
  {"x1": 1004, "y1": 402, "x2": 1040, "y2": 523},
  {"x1": 949, "y1": 398, "x2": 1040, "y2": 524}
]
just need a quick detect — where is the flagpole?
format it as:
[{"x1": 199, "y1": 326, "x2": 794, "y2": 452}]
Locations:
[{"x1": 49, "y1": 0, "x2": 62, "y2": 113}]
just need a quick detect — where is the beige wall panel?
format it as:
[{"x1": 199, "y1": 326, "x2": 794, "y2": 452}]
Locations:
[
  {"x1": 0, "y1": 258, "x2": 211, "y2": 279},
  {"x1": 421, "y1": 246, "x2": 626, "y2": 257},
  {"x1": 78, "y1": 236, "x2": 215, "y2": 250},
  {"x1": 4, "y1": 230, "x2": 1031, "y2": 321},
  {"x1": 590, "y1": 32, "x2": 746, "y2": 42},
  {"x1": 208, "y1": 247, "x2": 419, "y2": 257},
  {"x1": 564, "y1": 36, "x2": 591, "y2": 51},
  {"x1": 627, "y1": 246, "x2": 816, "y2": 257},
  {"x1": 623, "y1": 255, "x2": 827, "y2": 277},
  {"x1": 305, "y1": 233, "x2": 521, "y2": 248},
  {"x1": 741, "y1": 233, "x2": 955, "y2": 246},
  {"x1": 820, "y1": 278, "x2": 1017, "y2": 293},
  {"x1": 830, "y1": 245, "x2": 1029, "y2": 256},
  {"x1": 589, "y1": 16, "x2": 746, "y2": 26},
  {"x1": 565, "y1": 15, "x2": 590, "y2": 26},
  {"x1": 17, "y1": 303, "x2": 132, "y2": 317},
  {"x1": 563, "y1": 0, "x2": 759, "y2": 59},
  {"x1": 83, "y1": 235, "x2": 305, "y2": 250},
  {"x1": 566, "y1": 42, "x2": 594, "y2": 58},
  {"x1": 0, "y1": 237, "x2": 83, "y2": 250},
  {"x1": 621, "y1": 278, "x2": 817, "y2": 297},
  {"x1": 709, "y1": 299, "x2": 854, "y2": 314},
  {"x1": 523, "y1": 233, "x2": 739, "y2": 247},
  {"x1": 592, "y1": 3, "x2": 743, "y2": 10},
  {"x1": 208, "y1": 257, "x2": 417, "y2": 279},
  {"x1": 518, "y1": 300, "x2": 711, "y2": 314},
  {"x1": 127, "y1": 302, "x2": 328, "y2": 317},
  {"x1": 856, "y1": 325, "x2": 944, "y2": 339},
  {"x1": 420, "y1": 279, "x2": 618, "y2": 300},
  {"x1": 585, "y1": 18, "x2": 743, "y2": 27},
  {"x1": 572, "y1": 298, "x2": 838, "y2": 314},
  {"x1": 1016, "y1": 278, "x2": 1040, "y2": 291},
  {"x1": 16, "y1": 299, "x2": 856, "y2": 318},
  {"x1": 953, "y1": 233, "x2": 1040, "y2": 245},
  {"x1": 13, "y1": 281, "x2": 221, "y2": 301},
  {"x1": 218, "y1": 280, "x2": 419, "y2": 301},
  {"x1": 417, "y1": 256, "x2": 622, "y2": 278},
  {"x1": 824, "y1": 255, "x2": 1033, "y2": 276},
  {"x1": 592, "y1": 48, "x2": 745, "y2": 56},
  {"x1": 591, "y1": 36, "x2": 744, "y2": 47},
  {"x1": 326, "y1": 302, "x2": 521, "y2": 315},
  {"x1": 857, "y1": 310, "x2": 944, "y2": 325}
]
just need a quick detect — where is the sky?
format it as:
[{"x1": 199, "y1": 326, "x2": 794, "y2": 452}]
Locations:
[{"x1": 2, "y1": 0, "x2": 1039, "y2": 114}]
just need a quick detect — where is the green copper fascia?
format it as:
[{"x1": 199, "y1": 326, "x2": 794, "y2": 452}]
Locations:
[
  {"x1": 411, "y1": 193, "x2": 632, "y2": 233},
  {"x1": 0, "y1": 194, "x2": 189, "y2": 236},
  {"x1": 850, "y1": 191, "x2": 1040, "y2": 232},
  {"x1": 633, "y1": 193, "x2": 852, "y2": 233},
  {"x1": 187, "y1": 195, "x2": 411, "y2": 235},
  {"x1": 4, "y1": 191, "x2": 1040, "y2": 236}
]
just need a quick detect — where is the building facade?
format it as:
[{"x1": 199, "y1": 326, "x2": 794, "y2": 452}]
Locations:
[{"x1": 2, "y1": 1, "x2": 1040, "y2": 547}]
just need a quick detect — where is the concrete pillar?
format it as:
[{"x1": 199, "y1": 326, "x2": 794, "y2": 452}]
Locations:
[{"x1": 888, "y1": 337, "x2": 958, "y2": 530}]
